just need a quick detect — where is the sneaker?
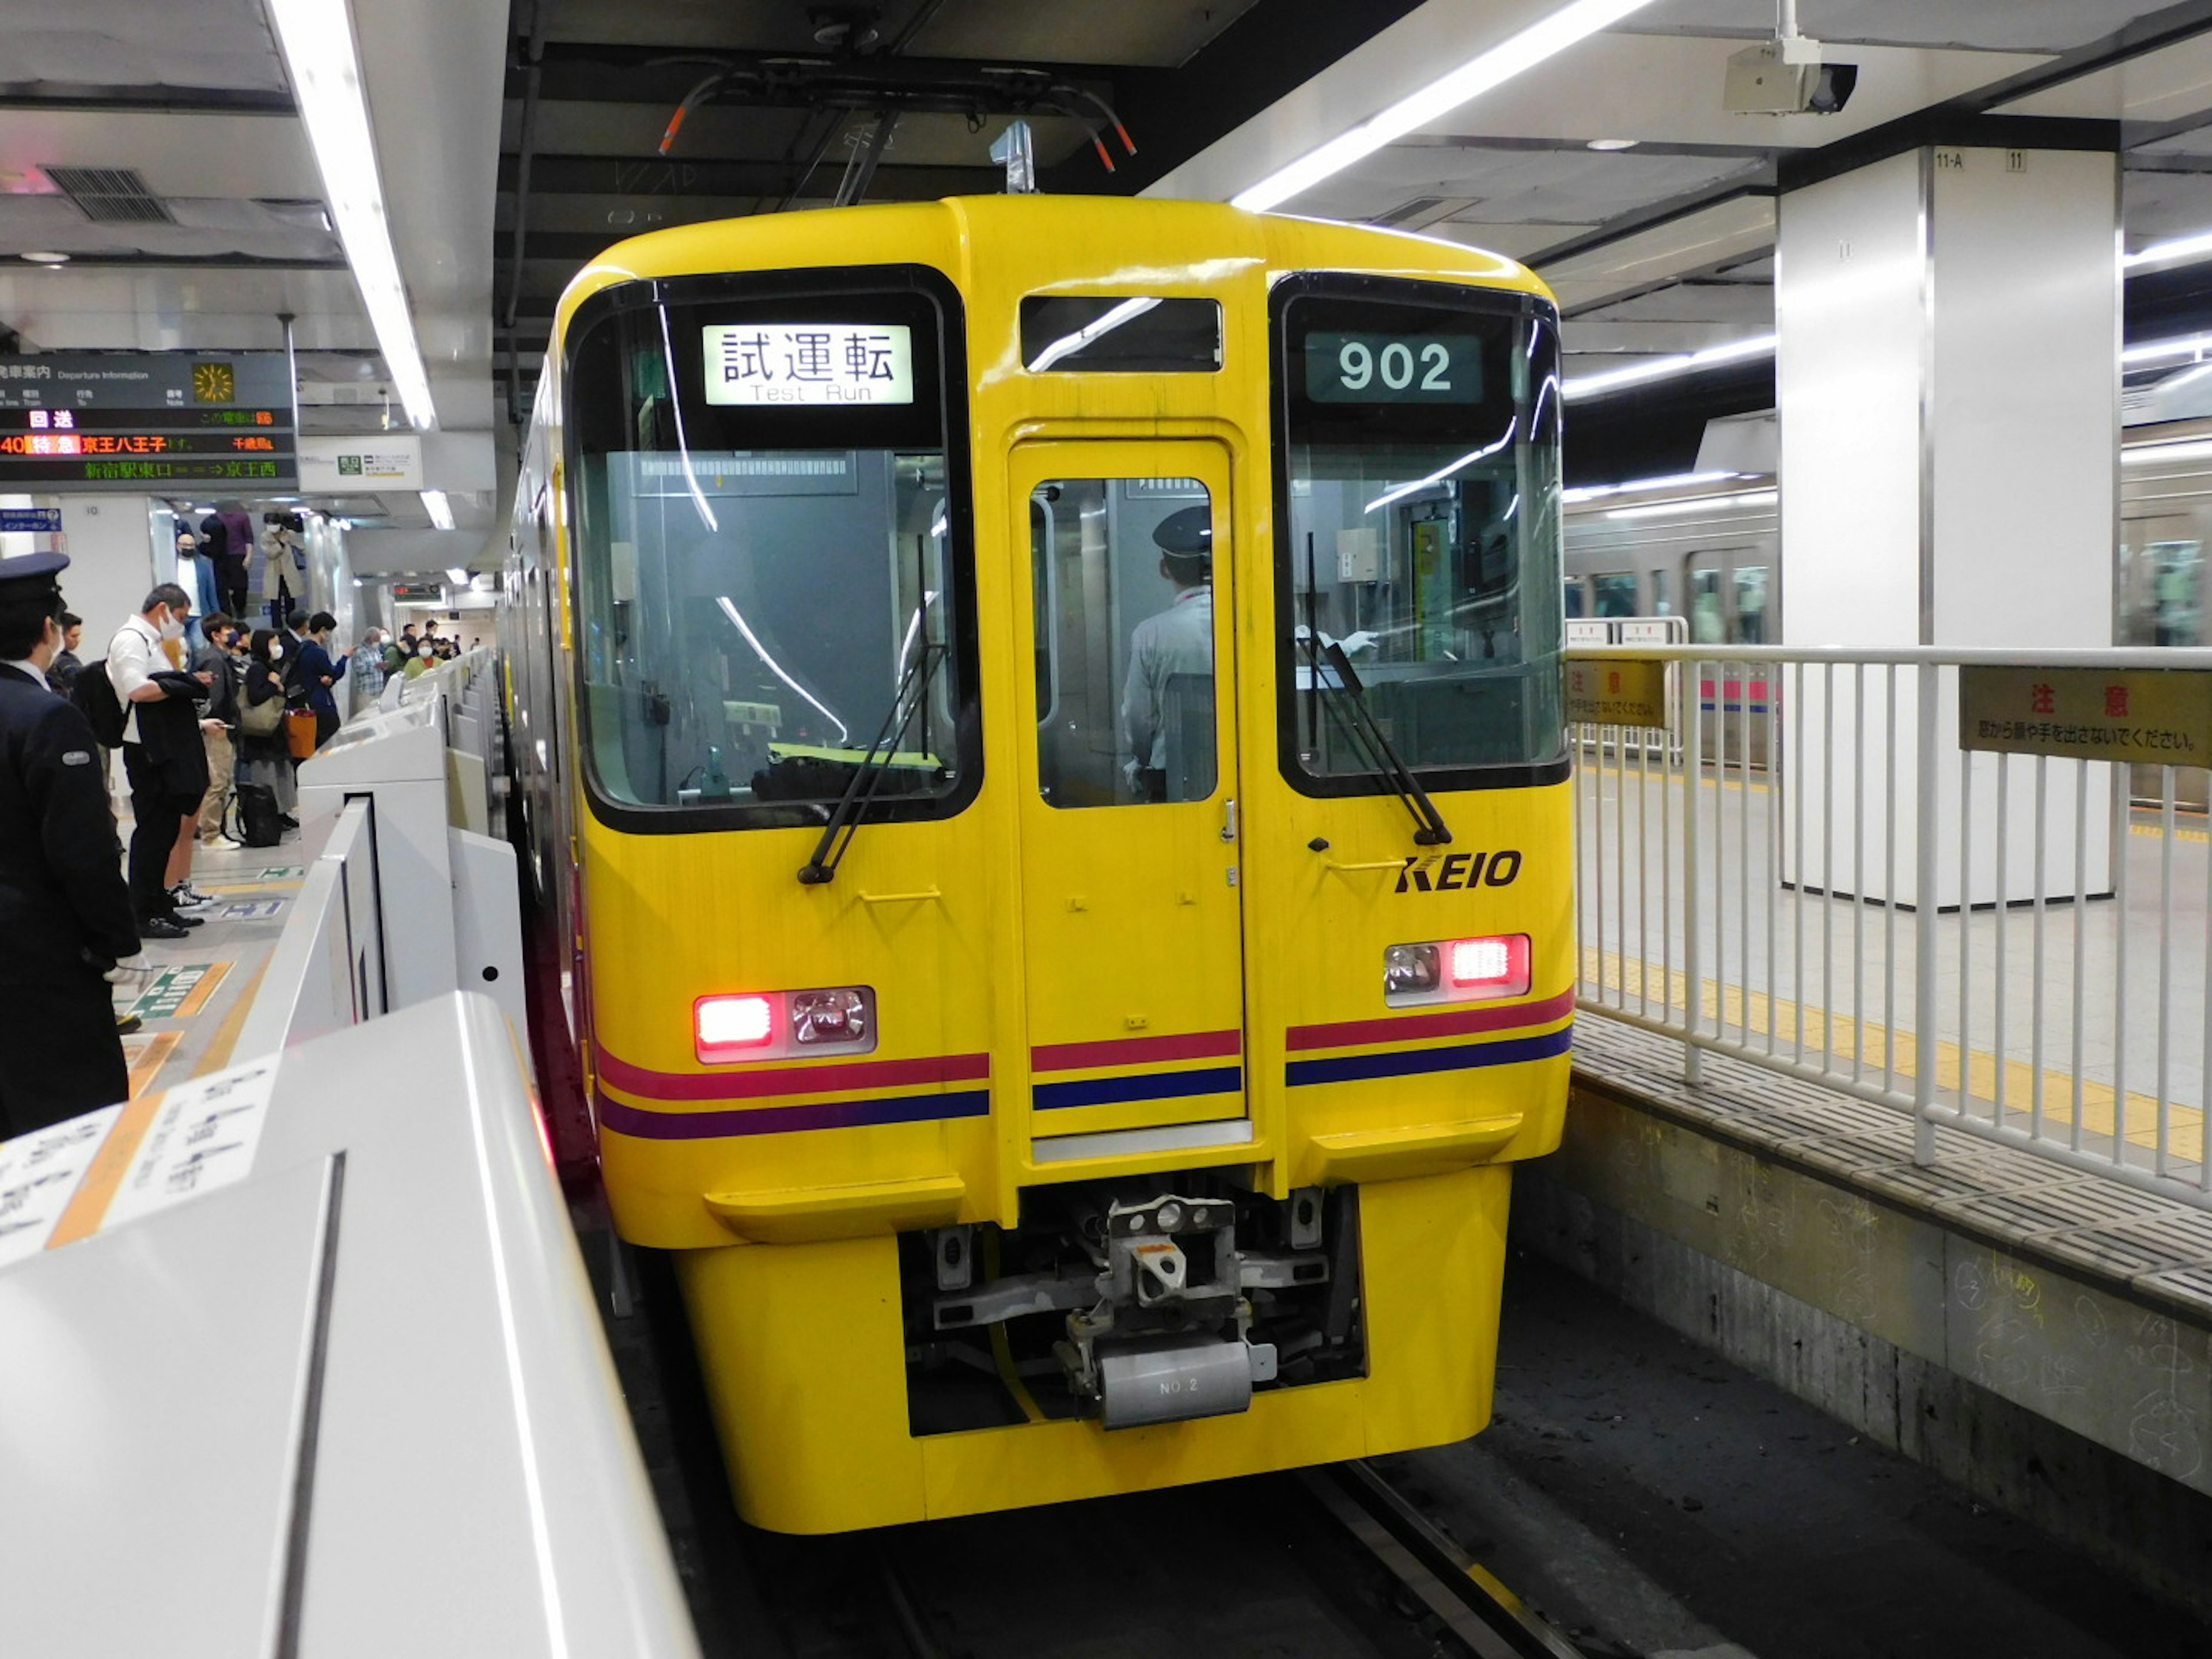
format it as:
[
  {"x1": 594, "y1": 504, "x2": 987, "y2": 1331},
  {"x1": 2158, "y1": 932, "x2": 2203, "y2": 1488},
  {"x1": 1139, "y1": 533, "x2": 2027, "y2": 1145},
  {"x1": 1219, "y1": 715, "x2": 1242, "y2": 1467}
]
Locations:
[
  {"x1": 115, "y1": 1013, "x2": 143, "y2": 1036},
  {"x1": 169, "y1": 910, "x2": 203, "y2": 928},
  {"x1": 170, "y1": 882, "x2": 215, "y2": 910},
  {"x1": 140, "y1": 915, "x2": 190, "y2": 940},
  {"x1": 203, "y1": 835, "x2": 243, "y2": 852}
]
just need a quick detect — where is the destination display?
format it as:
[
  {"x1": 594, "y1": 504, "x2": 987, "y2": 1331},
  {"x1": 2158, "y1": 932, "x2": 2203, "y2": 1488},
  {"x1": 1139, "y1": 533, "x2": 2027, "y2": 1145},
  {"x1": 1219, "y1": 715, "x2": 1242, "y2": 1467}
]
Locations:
[
  {"x1": 702, "y1": 323, "x2": 914, "y2": 407},
  {"x1": 1305, "y1": 331, "x2": 1482, "y2": 404},
  {"x1": 0, "y1": 353, "x2": 296, "y2": 491}
]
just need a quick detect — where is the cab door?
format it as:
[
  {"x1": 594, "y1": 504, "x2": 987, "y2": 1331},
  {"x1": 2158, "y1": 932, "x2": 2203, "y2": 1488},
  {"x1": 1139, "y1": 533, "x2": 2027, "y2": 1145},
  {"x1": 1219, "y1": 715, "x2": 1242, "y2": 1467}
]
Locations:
[{"x1": 1010, "y1": 441, "x2": 1247, "y2": 1154}]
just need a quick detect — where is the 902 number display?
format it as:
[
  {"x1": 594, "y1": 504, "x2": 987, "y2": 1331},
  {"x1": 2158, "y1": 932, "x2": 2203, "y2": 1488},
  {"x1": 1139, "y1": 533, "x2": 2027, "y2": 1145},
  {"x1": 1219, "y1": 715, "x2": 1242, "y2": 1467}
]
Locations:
[{"x1": 1305, "y1": 331, "x2": 1481, "y2": 404}]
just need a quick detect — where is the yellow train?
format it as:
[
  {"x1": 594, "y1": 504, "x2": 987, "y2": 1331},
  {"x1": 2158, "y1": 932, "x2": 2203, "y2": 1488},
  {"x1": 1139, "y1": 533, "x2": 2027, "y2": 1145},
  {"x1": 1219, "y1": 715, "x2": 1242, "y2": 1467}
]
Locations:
[{"x1": 502, "y1": 194, "x2": 1573, "y2": 1533}]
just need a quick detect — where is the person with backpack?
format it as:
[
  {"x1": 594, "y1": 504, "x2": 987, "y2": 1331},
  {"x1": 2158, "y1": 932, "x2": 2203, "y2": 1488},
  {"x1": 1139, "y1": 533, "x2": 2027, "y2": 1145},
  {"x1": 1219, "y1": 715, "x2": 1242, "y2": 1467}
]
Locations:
[
  {"x1": 107, "y1": 584, "x2": 213, "y2": 941},
  {"x1": 0, "y1": 552, "x2": 138, "y2": 1135}
]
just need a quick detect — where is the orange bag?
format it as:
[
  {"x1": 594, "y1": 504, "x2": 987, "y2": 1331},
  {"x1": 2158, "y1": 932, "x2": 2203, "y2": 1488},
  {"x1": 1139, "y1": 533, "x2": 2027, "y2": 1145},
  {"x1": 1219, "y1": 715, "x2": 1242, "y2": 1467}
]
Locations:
[{"x1": 285, "y1": 707, "x2": 317, "y2": 759}]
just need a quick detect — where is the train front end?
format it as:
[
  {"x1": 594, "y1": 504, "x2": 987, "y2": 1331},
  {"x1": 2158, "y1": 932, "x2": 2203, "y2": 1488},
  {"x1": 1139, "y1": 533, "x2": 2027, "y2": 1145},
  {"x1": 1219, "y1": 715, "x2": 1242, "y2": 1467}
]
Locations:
[{"x1": 531, "y1": 199, "x2": 1572, "y2": 1531}]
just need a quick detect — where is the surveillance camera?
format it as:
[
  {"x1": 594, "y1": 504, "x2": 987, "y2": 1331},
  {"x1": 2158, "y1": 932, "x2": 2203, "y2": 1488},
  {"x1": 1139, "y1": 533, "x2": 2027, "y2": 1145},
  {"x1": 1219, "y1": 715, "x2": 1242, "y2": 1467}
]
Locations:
[{"x1": 1724, "y1": 41, "x2": 1858, "y2": 115}]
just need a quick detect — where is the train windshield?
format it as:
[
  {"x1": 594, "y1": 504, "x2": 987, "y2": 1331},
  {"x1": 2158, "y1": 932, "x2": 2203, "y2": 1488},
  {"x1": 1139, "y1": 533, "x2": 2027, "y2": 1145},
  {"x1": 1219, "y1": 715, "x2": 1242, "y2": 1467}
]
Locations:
[
  {"x1": 1274, "y1": 279, "x2": 1565, "y2": 793},
  {"x1": 565, "y1": 273, "x2": 976, "y2": 828}
]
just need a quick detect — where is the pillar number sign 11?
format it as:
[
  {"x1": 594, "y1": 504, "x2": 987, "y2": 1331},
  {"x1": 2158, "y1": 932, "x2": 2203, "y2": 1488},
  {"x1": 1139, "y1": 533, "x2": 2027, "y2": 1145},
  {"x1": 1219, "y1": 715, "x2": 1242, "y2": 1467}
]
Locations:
[
  {"x1": 1305, "y1": 332, "x2": 1482, "y2": 403},
  {"x1": 702, "y1": 323, "x2": 914, "y2": 407}
]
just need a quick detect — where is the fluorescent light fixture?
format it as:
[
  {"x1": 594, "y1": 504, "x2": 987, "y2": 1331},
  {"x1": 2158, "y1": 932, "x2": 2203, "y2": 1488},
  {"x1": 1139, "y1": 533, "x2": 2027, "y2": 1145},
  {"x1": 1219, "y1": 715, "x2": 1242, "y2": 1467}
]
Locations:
[
  {"x1": 1564, "y1": 334, "x2": 1777, "y2": 400},
  {"x1": 446, "y1": 566, "x2": 470, "y2": 584},
  {"x1": 420, "y1": 488, "x2": 454, "y2": 529},
  {"x1": 267, "y1": 0, "x2": 438, "y2": 430},
  {"x1": 1563, "y1": 469, "x2": 1742, "y2": 503},
  {"x1": 2123, "y1": 438, "x2": 2212, "y2": 467},
  {"x1": 1586, "y1": 137, "x2": 1639, "y2": 151},
  {"x1": 1230, "y1": 0, "x2": 1661, "y2": 213},
  {"x1": 1605, "y1": 488, "x2": 1777, "y2": 520},
  {"x1": 2124, "y1": 230, "x2": 2212, "y2": 272}
]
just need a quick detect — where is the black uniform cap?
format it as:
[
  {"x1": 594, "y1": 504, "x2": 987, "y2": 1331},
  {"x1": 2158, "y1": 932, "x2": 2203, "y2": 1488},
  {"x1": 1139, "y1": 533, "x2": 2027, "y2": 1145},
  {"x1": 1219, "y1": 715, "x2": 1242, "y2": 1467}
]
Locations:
[
  {"x1": 1152, "y1": 504, "x2": 1212, "y2": 559},
  {"x1": 0, "y1": 550, "x2": 69, "y2": 607}
]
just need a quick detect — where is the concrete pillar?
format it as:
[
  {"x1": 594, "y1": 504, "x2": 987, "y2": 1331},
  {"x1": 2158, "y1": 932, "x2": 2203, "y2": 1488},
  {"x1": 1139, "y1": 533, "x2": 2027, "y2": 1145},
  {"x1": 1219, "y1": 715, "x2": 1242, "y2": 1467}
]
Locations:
[
  {"x1": 58, "y1": 496, "x2": 165, "y2": 660},
  {"x1": 1778, "y1": 146, "x2": 2119, "y2": 907}
]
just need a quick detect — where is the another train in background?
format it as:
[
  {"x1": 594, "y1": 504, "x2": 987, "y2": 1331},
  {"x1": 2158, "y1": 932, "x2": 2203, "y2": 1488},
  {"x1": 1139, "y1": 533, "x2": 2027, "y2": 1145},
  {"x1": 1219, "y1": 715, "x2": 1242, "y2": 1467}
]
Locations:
[{"x1": 1560, "y1": 428, "x2": 2212, "y2": 801}]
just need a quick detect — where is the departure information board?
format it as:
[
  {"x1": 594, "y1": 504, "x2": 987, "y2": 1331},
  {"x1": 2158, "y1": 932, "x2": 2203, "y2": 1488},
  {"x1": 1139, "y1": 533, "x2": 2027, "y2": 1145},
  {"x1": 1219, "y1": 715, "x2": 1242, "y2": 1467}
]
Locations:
[{"x1": 0, "y1": 353, "x2": 296, "y2": 491}]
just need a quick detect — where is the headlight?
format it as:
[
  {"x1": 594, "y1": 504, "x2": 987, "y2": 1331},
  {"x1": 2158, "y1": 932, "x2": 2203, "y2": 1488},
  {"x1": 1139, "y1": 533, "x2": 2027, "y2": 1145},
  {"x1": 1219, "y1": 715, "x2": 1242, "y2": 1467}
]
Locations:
[{"x1": 1384, "y1": 935, "x2": 1531, "y2": 1007}]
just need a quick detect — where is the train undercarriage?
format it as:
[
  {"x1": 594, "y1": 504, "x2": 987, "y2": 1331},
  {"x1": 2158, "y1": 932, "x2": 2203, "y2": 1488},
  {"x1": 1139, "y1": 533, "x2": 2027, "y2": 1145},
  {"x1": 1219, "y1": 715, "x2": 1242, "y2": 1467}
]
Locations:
[{"x1": 901, "y1": 1177, "x2": 1366, "y2": 1434}]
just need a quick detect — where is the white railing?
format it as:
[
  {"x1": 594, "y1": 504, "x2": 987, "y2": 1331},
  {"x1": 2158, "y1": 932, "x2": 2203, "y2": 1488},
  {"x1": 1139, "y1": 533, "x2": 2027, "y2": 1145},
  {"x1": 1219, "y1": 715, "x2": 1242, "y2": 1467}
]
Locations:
[{"x1": 1570, "y1": 641, "x2": 2212, "y2": 1209}]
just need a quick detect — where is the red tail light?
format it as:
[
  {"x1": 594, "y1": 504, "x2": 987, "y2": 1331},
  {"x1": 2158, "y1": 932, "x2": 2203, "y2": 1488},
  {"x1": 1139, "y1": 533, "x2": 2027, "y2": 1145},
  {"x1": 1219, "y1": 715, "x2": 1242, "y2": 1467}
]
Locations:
[
  {"x1": 1449, "y1": 934, "x2": 1530, "y2": 995},
  {"x1": 696, "y1": 994, "x2": 775, "y2": 1061}
]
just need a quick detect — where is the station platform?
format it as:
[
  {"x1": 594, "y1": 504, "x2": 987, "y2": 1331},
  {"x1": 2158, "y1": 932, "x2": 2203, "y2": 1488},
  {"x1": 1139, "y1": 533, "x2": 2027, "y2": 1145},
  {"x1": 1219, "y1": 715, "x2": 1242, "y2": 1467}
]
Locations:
[{"x1": 108, "y1": 819, "x2": 332, "y2": 1102}]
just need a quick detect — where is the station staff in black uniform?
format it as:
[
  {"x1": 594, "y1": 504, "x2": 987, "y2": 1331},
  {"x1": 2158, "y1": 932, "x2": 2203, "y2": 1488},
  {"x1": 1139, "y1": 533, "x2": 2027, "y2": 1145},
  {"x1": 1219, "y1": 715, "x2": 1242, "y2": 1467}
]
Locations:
[{"x1": 0, "y1": 553, "x2": 138, "y2": 1137}]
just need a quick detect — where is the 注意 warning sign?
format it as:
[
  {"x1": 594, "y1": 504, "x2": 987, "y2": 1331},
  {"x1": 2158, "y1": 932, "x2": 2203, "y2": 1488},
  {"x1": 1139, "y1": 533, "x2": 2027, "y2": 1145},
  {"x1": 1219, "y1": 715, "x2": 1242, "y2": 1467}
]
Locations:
[
  {"x1": 1959, "y1": 666, "x2": 2212, "y2": 764},
  {"x1": 1565, "y1": 657, "x2": 1672, "y2": 730}
]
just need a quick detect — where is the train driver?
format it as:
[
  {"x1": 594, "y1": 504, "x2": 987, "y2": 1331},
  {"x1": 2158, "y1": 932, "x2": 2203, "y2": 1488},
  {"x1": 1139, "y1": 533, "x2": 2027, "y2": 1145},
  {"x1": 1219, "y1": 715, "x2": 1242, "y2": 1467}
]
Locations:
[{"x1": 1119, "y1": 504, "x2": 1214, "y2": 804}]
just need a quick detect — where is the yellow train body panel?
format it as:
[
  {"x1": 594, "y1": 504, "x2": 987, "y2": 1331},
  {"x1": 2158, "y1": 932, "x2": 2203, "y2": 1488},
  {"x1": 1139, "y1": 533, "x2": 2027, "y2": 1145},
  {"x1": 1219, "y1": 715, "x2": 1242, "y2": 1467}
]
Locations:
[
  {"x1": 677, "y1": 1164, "x2": 1510, "y2": 1533},
  {"x1": 507, "y1": 193, "x2": 1573, "y2": 1532}
]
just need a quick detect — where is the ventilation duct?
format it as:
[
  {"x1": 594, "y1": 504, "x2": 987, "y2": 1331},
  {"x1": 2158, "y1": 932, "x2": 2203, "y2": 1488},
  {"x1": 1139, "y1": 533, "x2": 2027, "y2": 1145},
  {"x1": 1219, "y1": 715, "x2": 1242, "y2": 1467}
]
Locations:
[{"x1": 43, "y1": 165, "x2": 175, "y2": 225}]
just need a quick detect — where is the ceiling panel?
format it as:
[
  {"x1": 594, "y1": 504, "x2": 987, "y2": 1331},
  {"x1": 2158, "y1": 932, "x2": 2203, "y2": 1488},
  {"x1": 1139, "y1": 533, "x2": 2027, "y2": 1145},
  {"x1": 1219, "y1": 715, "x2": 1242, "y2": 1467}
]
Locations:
[
  {"x1": 1419, "y1": 34, "x2": 2049, "y2": 150},
  {"x1": 0, "y1": 0, "x2": 286, "y2": 92},
  {"x1": 535, "y1": 0, "x2": 1258, "y2": 66},
  {"x1": 0, "y1": 265, "x2": 372, "y2": 351},
  {"x1": 1635, "y1": 0, "x2": 2171, "y2": 54},
  {"x1": 0, "y1": 194, "x2": 339, "y2": 261},
  {"x1": 1578, "y1": 279, "x2": 1777, "y2": 324},
  {"x1": 1298, "y1": 142, "x2": 1762, "y2": 227},
  {"x1": 1427, "y1": 221, "x2": 1601, "y2": 260},
  {"x1": 0, "y1": 109, "x2": 322, "y2": 200},
  {"x1": 1994, "y1": 29, "x2": 2212, "y2": 120},
  {"x1": 2124, "y1": 168, "x2": 2212, "y2": 240},
  {"x1": 1542, "y1": 194, "x2": 1778, "y2": 312},
  {"x1": 2132, "y1": 123, "x2": 2212, "y2": 158}
]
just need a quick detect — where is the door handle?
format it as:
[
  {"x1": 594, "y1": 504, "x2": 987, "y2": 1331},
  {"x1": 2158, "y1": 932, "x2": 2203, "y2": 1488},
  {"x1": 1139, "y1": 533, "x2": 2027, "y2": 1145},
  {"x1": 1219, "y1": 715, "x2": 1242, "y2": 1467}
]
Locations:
[{"x1": 1221, "y1": 798, "x2": 1238, "y2": 842}]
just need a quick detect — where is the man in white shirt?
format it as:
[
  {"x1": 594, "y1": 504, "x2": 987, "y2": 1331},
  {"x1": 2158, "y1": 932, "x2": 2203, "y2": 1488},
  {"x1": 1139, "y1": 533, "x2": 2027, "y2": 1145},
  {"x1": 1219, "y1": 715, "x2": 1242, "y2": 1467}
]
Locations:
[
  {"x1": 1120, "y1": 503, "x2": 1217, "y2": 804},
  {"x1": 109, "y1": 584, "x2": 212, "y2": 940}
]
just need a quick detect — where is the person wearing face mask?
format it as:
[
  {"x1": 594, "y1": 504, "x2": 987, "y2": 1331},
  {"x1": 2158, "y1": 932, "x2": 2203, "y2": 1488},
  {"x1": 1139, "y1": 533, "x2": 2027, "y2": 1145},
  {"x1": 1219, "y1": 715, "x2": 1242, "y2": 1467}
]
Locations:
[
  {"x1": 190, "y1": 613, "x2": 242, "y2": 851},
  {"x1": 353, "y1": 627, "x2": 388, "y2": 704},
  {"x1": 238, "y1": 628, "x2": 300, "y2": 823},
  {"x1": 107, "y1": 584, "x2": 213, "y2": 940},
  {"x1": 404, "y1": 638, "x2": 437, "y2": 680},
  {"x1": 0, "y1": 552, "x2": 139, "y2": 1134},
  {"x1": 295, "y1": 611, "x2": 350, "y2": 750}
]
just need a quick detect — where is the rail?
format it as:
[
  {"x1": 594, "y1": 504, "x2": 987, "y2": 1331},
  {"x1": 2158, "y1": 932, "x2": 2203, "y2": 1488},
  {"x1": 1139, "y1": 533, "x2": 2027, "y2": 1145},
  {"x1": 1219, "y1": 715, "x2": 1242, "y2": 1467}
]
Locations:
[{"x1": 1568, "y1": 640, "x2": 2212, "y2": 1209}]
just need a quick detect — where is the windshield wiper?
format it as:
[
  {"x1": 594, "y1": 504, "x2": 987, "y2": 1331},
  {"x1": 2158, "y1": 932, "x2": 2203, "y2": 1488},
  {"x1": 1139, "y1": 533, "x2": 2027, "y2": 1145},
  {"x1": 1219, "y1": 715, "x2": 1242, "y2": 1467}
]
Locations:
[
  {"x1": 797, "y1": 637, "x2": 949, "y2": 885},
  {"x1": 1298, "y1": 633, "x2": 1452, "y2": 847}
]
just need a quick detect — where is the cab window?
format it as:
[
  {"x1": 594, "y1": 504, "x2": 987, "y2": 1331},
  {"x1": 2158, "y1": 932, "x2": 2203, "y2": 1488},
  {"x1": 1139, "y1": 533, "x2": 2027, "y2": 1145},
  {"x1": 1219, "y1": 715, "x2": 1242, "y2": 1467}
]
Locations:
[
  {"x1": 564, "y1": 270, "x2": 979, "y2": 830},
  {"x1": 1273, "y1": 276, "x2": 1565, "y2": 793}
]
